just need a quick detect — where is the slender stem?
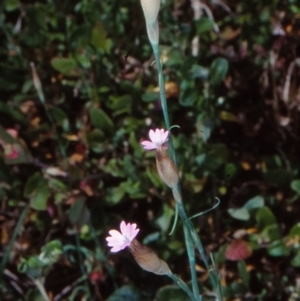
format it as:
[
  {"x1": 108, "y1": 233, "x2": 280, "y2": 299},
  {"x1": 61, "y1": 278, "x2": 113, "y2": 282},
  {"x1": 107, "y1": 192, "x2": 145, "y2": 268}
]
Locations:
[
  {"x1": 151, "y1": 43, "x2": 177, "y2": 165},
  {"x1": 88, "y1": 221, "x2": 117, "y2": 288},
  {"x1": 184, "y1": 226, "x2": 200, "y2": 300},
  {"x1": 168, "y1": 272, "x2": 198, "y2": 301},
  {"x1": 150, "y1": 40, "x2": 223, "y2": 300},
  {"x1": 75, "y1": 234, "x2": 92, "y2": 298},
  {"x1": 0, "y1": 205, "x2": 29, "y2": 279},
  {"x1": 32, "y1": 278, "x2": 51, "y2": 301}
]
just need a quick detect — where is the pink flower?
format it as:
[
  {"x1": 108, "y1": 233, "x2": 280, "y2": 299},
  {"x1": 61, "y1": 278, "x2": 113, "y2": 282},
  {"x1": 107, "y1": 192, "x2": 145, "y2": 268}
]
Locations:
[
  {"x1": 141, "y1": 129, "x2": 169, "y2": 150},
  {"x1": 106, "y1": 221, "x2": 139, "y2": 253}
]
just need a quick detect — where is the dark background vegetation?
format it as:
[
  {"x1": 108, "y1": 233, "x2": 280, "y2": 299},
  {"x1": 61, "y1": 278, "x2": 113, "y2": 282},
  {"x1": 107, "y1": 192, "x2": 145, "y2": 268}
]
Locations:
[{"x1": 0, "y1": 0, "x2": 300, "y2": 300}]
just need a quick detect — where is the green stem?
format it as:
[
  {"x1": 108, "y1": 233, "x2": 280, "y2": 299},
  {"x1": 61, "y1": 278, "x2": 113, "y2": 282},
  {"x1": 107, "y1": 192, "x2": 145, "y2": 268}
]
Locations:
[
  {"x1": 184, "y1": 226, "x2": 200, "y2": 300},
  {"x1": 88, "y1": 221, "x2": 117, "y2": 288},
  {"x1": 151, "y1": 43, "x2": 177, "y2": 165},
  {"x1": 168, "y1": 272, "x2": 198, "y2": 301},
  {"x1": 0, "y1": 205, "x2": 29, "y2": 280},
  {"x1": 32, "y1": 278, "x2": 51, "y2": 301},
  {"x1": 75, "y1": 233, "x2": 91, "y2": 298},
  {"x1": 151, "y1": 40, "x2": 223, "y2": 300}
]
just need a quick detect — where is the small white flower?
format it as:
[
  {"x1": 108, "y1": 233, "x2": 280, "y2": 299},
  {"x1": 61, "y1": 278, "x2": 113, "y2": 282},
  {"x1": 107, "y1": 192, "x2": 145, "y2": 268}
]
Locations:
[{"x1": 141, "y1": 128, "x2": 169, "y2": 150}]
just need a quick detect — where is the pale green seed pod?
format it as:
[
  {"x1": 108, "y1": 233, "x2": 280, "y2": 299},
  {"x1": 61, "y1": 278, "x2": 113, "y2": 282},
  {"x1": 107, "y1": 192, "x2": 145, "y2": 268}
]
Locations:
[{"x1": 129, "y1": 239, "x2": 170, "y2": 275}]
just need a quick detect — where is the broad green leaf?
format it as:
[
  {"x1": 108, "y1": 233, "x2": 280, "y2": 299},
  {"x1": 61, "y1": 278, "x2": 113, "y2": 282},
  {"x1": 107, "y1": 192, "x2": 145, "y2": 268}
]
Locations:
[
  {"x1": 142, "y1": 92, "x2": 159, "y2": 102},
  {"x1": 108, "y1": 95, "x2": 132, "y2": 113},
  {"x1": 179, "y1": 88, "x2": 197, "y2": 107},
  {"x1": 106, "y1": 285, "x2": 140, "y2": 301},
  {"x1": 289, "y1": 223, "x2": 300, "y2": 238},
  {"x1": 30, "y1": 186, "x2": 50, "y2": 210},
  {"x1": 146, "y1": 166, "x2": 162, "y2": 187},
  {"x1": 105, "y1": 187, "x2": 125, "y2": 205},
  {"x1": 5, "y1": 0, "x2": 19, "y2": 11},
  {"x1": 51, "y1": 57, "x2": 80, "y2": 76},
  {"x1": 91, "y1": 22, "x2": 110, "y2": 53},
  {"x1": 86, "y1": 129, "x2": 105, "y2": 153},
  {"x1": 24, "y1": 172, "x2": 46, "y2": 197},
  {"x1": 195, "y1": 18, "x2": 214, "y2": 34},
  {"x1": 260, "y1": 224, "x2": 281, "y2": 241},
  {"x1": 155, "y1": 284, "x2": 190, "y2": 301},
  {"x1": 228, "y1": 207, "x2": 250, "y2": 221},
  {"x1": 256, "y1": 207, "x2": 277, "y2": 229},
  {"x1": 155, "y1": 204, "x2": 175, "y2": 233},
  {"x1": 267, "y1": 240, "x2": 289, "y2": 257},
  {"x1": 237, "y1": 261, "x2": 249, "y2": 288},
  {"x1": 68, "y1": 197, "x2": 90, "y2": 227},
  {"x1": 0, "y1": 102, "x2": 27, "y2": 124},
  {"x1": 244, "y1": 196, "x2": 264, "y2": 211},
  {"x1": 291, "y1": 251, "x2": 300, "y2": 267},
  {"x1": 209, "y1": 58, "x2": 229, "y2": 85},
  {"x1": 200, "y1": 117, "x2": 214, "y2": 143},
  {"x1": 89, "y1": 107, "x2": 114, "y2": 133},
  {"x1": 224, "y1": 163, "x2": 237, "y2": 179},
  {"x1": 291, "y1": 179, "x2": 300, "y2": 194},
  {"x1": 48, "y1": 106, "x2": 69, "y2": 131}
]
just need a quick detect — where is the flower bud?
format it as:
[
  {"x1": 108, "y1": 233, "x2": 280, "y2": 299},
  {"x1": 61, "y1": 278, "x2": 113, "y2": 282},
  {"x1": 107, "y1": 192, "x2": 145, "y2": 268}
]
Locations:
[
  {"x1": 146, "y1": 22, "x2": 159, "y2": 45},
  {"x1": 140, "y1": 0, "x2": 160, "y2": 24},
  {"x1": 140, "y1": 0, "x2": 161, "y2": 45},
  {"x1": 129, "y1": 239, "x2": 170, "y2": 275},
  {"x1": 156, "y1": 146, "x2": 179, "y2": 189}
]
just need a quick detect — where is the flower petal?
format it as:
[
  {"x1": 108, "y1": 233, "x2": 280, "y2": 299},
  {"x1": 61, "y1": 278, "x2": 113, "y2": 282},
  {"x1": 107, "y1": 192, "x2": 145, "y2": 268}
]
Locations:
[
  {"x1": 141, "y1": 141, "x2": 156, "y2": 150},
  {"x1": 106, "y1": 221, "x2": 140, "y2": 253}
]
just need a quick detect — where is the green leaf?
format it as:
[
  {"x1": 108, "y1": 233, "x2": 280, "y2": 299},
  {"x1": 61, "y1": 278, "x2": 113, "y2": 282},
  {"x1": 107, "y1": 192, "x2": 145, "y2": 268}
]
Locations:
[
  {"x1": 106, "y1": 285, "x2": 140, "y2": 301},
  {"x1": 51, "y1": 57, "x2": 80, "y2": 76},
  {"x1": 237, "y1": 261, "x2": 249, "y2": 288},
  {"x1": 24, "y1": 172, "x2": 46, "y2": 197},
  {"x1": 267, "y1": 240, "x2": 289, "y2": 257},
  {"x1": 155, "y1": 204, "x2": 175, "y2": 233},
  {"x1": 260, "y1": 224, "x2": 281, "y2": 241},
  {"x1": 108, "y1": 95, "x2": 132, "y2": 114},
  {"x1": 48, "y1": 106, "x2": 69, "y2": 131},
  {"x1": 0, "y1": 102, "x2": 27, "y2": 124},
  {"x1": 179, "y1": 88, "x2": 197, "y2": 107},
  {"x1": 91, "y1": 21, "x2": 110, "y2": 53},
  {"x1": 5, "y1": 0, "x2": 19, "y2": 11},
  {"x1": 155, "y1": 284, "x2": 190, "y2": 301},
  {"x1": 104, "y1": 186, "x2": 125, "y2": 205},
  {"x1": 89, "y1": 107, "x2": 114, "y2": 133},
  {"x1": 142, "y1": 92, "x2": 159, "y2": 102},
  {"x1": 200, "y1": 117, "x2": 214, "y2": 143},
  {"x1": 195, "y1": 18, "x2": 214, "y2": 34},
  {"x1": 256, "y1": 207, "x2": 277, "y2": 229},
  {"x1": 244, "y1": 196, "x2": 264, "y2": 211},
  {"x1": 30, "y1": 186, "x2": 50, "y2": 210},
  {"x1": 291, "y1": 179, "x2": 300, "y2": 194},
  {"x1": 224, "y1": 163, "x2": 237, "y2": 179},
  {"x1": 68, "y1": 197, "x2": 90, "y2": 227},
  {"x1": 291, "y1": 251, "x2": 300, "y2": 267},
  {"x1": 228, "y1": 207, "x2": 250, "y2": 221},
  {"x1": 289, "y1": 223, "x2": 300, "y2": 238},
  {"x1": 209, "y1": 58, "x2": 229, "y2": 85}
]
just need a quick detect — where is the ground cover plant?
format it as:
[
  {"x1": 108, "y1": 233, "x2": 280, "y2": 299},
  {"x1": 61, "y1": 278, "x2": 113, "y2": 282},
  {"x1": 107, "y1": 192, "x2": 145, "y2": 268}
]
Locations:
[{"x1": 0, "y1": 0, "x2": 300, "y2": 300}]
